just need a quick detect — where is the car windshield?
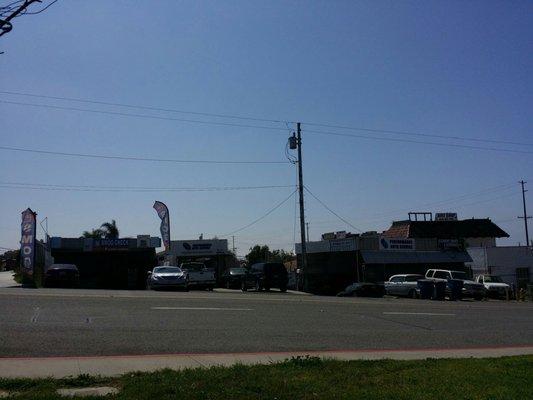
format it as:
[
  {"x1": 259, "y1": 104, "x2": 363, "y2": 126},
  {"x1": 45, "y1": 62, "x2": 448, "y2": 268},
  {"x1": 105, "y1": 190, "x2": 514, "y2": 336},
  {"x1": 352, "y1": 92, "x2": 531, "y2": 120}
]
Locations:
[
  {"x1": 405, "y1": 275, "x2": 424, "y2": 282},
  {"x1": 450, "y1": 271, "x2": 467, "y2": 279},
  {"x1": 230, "y1": 268, "x2": 247, "y2": 274},
  {"x1": 181, "y1": 263, "x2": 204, "y2": 271},
  {"x1": 484, "y1": 275, "x2": 503, "y2": 283},
  {"x1": 153, "y1": 267, "x2": 182, "y2": 274}
]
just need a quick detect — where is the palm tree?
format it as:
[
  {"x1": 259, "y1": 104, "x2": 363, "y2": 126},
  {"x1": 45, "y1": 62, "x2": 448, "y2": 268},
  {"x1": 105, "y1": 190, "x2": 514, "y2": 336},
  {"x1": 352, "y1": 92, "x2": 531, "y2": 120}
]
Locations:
[
  {"x1": 82, "y1": 229, "x2": 104, "y2": 239},
  {"x1": 100, "y1": 220, "x2": 119, "y2": 239}
]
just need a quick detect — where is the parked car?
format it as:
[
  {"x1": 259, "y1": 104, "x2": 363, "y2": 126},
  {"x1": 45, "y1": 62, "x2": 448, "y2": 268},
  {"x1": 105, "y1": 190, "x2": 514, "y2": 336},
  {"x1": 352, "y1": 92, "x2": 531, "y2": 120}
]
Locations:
[
  {"x1": 44, "y1": 263, "x2": 79, "y2": 288},
  {"x1": 180, "y1": 262, "x2": 215, "y2": 290},
  {"x1": 221, "y1": 267, "x2": 247, "y2": 289},
  {"x1": 241, "y1": 262, "x2": 288, "y2": 292},
  {"x1": 384, "y1": 274, "x2": 424, "y2": 298},
  {"x1": 147, "y1": 266, "x2": 188, "y2": 291},
  {"x1": 425, "y1": 269, "x2": 485, "y2": 300},
  {"x1": 475, "y1": 274, "x2": 511, "y2": 299},
  {"x1": 337, "y1": 282, "x2": 385, "y2": 297}
]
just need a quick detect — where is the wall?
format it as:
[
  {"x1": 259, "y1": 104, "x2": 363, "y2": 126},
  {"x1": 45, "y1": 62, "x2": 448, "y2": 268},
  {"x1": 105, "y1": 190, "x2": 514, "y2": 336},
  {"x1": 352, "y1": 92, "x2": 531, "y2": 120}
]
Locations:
[{"x1": 467, "y1": 246, "x2": 533, "y2": 286}]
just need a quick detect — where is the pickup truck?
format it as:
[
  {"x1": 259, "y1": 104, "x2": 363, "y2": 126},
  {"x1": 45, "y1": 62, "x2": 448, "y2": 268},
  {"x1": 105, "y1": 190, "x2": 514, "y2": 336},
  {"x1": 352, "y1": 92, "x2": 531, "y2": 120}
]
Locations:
[
  {"x1": 425, "y1": 269, "x2": 485, "y2": 300},
  {"x1": 475, "y1": 274, "x2": 510, "y2": 299},
  {"x1": 179, "y1": 262, "x2": 215, "y2": 291}
]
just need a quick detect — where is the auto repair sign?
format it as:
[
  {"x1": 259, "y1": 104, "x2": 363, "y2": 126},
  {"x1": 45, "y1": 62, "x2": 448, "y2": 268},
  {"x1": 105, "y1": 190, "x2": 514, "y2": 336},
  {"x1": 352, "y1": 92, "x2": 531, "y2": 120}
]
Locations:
[{"x1": 20, "y1": 208, "x2": 36, "y2": 276}]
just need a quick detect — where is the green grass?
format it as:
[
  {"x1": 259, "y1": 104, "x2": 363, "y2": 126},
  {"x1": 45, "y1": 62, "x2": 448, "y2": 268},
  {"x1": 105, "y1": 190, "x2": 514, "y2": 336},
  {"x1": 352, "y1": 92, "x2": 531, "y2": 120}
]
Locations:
[{"x1": 0, "y1": 356, "x2": 532, "y2": 399}]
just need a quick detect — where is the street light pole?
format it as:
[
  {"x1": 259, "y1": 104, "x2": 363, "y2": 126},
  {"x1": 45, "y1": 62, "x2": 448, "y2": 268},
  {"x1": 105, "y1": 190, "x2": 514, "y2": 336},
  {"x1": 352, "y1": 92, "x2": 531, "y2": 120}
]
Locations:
[{"x1": 518, "y1": 180, "x2": 531, "y2": 247}]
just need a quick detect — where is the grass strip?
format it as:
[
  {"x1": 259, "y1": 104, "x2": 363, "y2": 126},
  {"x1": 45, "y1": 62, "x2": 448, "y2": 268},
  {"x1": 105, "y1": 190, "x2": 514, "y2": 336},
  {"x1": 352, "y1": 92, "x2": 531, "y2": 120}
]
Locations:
[{"x1": 0, "y1": 355, "x2": 531, "y2": 399}]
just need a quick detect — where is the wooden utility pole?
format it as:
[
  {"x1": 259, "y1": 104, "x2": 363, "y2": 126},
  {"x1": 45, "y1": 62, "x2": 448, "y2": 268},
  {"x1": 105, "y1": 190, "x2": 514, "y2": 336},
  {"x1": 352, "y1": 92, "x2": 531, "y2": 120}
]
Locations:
[
  {"x1": 296, "y1": 123, "x2": 308, "y2": 290},
  {"x1": 518, "y1": 180, "x2": 531, "y2": 247},
  {"x1": 0, "y1": 0, "x2": 41, "y2": 38}
]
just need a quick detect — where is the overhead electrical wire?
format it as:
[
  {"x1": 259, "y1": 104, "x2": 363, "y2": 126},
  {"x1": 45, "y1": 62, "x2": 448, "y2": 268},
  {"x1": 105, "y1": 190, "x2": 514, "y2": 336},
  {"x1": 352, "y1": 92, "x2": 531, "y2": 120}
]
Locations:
[
  {"x1": 0, "y1": 181, "x2": 296, "y2": 193},
  {"x1": 1, "y1": 99, "x2": 531, "y2": 155},
  {"x1": 304, "y1": 186, "x2": 363, "y2": 233},
  {"x1": 0, "y1": 145, "x2": 289, "y2": 165},
  {"x1": 219, "y1": 189, "x2": 297, "y2": 237},
  {"x1": 2, "y1": 90, "x2": 532, "y2": 148}
]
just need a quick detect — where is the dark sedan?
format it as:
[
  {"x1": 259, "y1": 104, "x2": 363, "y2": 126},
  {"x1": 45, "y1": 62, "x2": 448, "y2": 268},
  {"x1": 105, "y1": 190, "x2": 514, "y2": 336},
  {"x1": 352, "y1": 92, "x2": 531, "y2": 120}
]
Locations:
[
  {"x1": 221, "y1": 267, "x2": 247, "y2": 289},
  {"x1": 44, "y1": 264, "x2": 80, "y2": 288}
]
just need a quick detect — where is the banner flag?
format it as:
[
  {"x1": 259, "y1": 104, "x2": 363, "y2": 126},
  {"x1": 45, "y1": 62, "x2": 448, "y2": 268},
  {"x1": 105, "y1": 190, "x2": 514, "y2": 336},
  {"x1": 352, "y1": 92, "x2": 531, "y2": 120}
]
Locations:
[
  {"x1": 20, "y1": 208, "x2": 36, "y2": 276},
  {"x1": 153, "y1": 201, "x2": 170, "y2": 251}
]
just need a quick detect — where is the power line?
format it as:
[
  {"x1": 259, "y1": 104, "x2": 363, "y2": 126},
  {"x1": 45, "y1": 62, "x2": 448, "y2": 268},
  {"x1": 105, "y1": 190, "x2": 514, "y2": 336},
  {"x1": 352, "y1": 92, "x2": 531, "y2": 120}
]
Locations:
[
  {"x1": 0, "y1": 182, "x2": 296, "y2": 193},
  {"x1": 0, "y1": 100, "x2": 289, "y2": 132},
  {"x1": 304, "y1": 128, "x2": 533, "y2": 155},
  {"x1": 303, "y1": 186, "x2": 363, "y2": 233},
  {"x1": 303, "y1": 122, "x2": 533, "y2": 147},
  {"x1": 219, "y1": 189, "x2": 297, "y2": 237},
  {"x1": 0, "y1": 90, "x2": 290, "y2": 124},
  {"x1": 3, "y1": 99, "x2": 531, "y2": 155},
  {"x1": 0, "y1": 145, "x2": 289, "y2": 165},
  {"x1": 2, "y1": 90, "x2": 532, "y2": 148}
]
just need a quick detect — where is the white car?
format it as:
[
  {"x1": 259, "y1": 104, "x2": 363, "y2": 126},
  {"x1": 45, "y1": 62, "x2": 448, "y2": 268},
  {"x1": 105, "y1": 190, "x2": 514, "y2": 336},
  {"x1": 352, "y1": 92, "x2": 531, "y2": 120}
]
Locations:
[
  {"x1": 147, "y1": 266, "x2": 188, "y2": 291},
  {"x1": 475, "y1": 274, "x2": 510, "y2": 299},
  {"x1": 384, "y1": 274, "x2": 424, "y2": 298},
  {"x1": 180, "y1": 262, "x2": 215, "y2": 290}
]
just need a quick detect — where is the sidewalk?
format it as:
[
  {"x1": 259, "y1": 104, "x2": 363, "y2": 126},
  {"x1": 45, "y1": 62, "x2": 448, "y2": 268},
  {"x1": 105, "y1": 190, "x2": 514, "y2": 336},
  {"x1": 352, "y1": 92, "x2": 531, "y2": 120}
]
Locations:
[
  {"x1": 1, "y1": 346, "x2": 532, "y2": 378},
  {"x1": 0, "y1": 270, "x2": 18, "y2": 288}
]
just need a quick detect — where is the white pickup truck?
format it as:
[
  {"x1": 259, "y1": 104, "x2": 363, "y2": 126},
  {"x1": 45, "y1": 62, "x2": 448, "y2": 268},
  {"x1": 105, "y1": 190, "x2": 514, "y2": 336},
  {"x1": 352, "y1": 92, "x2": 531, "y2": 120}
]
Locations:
[
  {"x1": 179, "y1": 262, "x2": 216, "y2": 291},
  {"x1": 475, "y1": 274, "x2": 510, "y2": 299}
]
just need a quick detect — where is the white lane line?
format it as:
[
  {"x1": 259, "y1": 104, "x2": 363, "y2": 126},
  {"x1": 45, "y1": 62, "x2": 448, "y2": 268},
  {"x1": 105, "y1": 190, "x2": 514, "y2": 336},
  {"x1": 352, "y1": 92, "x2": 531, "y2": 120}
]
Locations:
[
  {"x1": 151, "y1": 307, "x2": 253, "y2": 311},
  {"x1": 383, "y1": 312, "x2": 455, "y2": 316}
]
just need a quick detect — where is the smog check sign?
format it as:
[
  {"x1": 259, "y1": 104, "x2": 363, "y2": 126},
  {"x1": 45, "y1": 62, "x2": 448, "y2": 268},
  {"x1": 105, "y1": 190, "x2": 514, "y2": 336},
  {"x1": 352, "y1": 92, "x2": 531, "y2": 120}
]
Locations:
[{"x1": 20, "y1": 208, "x2": 36, "y2": 276}]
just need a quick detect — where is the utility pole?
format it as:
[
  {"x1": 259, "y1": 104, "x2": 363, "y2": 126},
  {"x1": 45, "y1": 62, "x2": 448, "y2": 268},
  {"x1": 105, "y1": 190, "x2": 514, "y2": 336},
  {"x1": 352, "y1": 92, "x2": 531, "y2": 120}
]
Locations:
[
  {"x1": 0, "y1": 0, "x2": 41, "y2": 38},
  {"x1": 306, "y1": 222, "x2": 310, "y2": 242},
  {"x1": 518, "y1": 180, "x2": 531, "y2": 247},
  {"x1": 231, "y1": 235, "x2": 236, "y2": 254},
  {"x1": 296, "y1": 122, "x2": 308, "y2": 290}
]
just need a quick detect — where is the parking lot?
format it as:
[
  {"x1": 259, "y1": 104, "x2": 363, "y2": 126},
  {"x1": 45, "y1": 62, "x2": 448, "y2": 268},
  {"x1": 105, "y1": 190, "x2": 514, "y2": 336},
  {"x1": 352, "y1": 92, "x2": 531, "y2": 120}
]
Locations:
[{"x1": 0, "y1": 285, "x2": 532, "y2": 358}]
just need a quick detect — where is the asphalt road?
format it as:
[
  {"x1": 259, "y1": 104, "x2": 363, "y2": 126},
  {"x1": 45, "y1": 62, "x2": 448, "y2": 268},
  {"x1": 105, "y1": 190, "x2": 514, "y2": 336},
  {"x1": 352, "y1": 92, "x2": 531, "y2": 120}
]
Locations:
[{"x1": 0, "y1": 287, "x2": 532, "y2": 357}]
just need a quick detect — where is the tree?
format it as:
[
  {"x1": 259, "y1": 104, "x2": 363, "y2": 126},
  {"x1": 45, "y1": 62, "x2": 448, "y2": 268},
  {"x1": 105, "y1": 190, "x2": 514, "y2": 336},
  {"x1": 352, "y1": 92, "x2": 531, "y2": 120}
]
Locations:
[
  {"x1": 81, "y1": 220, "x2": 119, "y2": 239},
  {"x1": 100, "y1": 220, "x2": 119, "y2": 239},
  {"x1": 81, "y1": 229, "x2": 104, "y2": 239},
  {"x1": 245, "y1": 245, "x2": 271, "y2": 266},
  {"x1": 245, "y1": 245, "x2": 294, "y2": 266}
]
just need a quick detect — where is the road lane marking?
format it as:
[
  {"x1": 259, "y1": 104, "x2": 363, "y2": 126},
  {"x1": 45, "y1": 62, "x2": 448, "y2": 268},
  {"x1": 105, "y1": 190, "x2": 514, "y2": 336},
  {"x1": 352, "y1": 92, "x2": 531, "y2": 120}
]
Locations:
[
  {"x1": 151, "y1": 307, "x2": 253, "y2": 311},
  {"x1": 30, "y1": 307, "x2": 40, "y2": 323},
  {"x1": 383, "y1": 312, "x2": 455, "y2": 316}
]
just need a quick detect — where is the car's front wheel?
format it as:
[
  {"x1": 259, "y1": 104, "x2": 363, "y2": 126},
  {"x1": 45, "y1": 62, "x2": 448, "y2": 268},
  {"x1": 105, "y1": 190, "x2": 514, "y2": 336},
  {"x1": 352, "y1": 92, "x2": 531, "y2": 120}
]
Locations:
[{"x1": 408, "y1": 289, "x2": 417, "y2": 299}]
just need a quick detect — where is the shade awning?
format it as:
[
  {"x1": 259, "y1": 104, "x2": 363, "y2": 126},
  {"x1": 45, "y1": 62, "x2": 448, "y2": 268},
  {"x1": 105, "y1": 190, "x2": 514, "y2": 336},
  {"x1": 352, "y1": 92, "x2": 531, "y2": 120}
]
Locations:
[{"x1": 360, "y1": 250, "x2": 472, "y2": 264}]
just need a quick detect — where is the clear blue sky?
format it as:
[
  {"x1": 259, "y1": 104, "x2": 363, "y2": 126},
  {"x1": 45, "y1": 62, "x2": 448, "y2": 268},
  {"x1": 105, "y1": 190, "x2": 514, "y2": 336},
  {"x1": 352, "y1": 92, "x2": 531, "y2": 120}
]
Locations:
[{"x1": 1, "y1": 0, "x2": 532, "y2": 255}]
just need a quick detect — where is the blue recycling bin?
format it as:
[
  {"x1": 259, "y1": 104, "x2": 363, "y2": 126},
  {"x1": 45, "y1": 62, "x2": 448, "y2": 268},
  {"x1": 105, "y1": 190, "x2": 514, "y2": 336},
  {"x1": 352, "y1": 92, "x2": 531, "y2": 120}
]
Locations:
[
  {"x1": 417, "y1": 279, "x2": 434, "y2": 300},
  {"x1": 433, "y1": 280, "x2": 447, "y2": 300},
  {"x1": 448, "y1": 279, "x2": 463, "y2": 301}
]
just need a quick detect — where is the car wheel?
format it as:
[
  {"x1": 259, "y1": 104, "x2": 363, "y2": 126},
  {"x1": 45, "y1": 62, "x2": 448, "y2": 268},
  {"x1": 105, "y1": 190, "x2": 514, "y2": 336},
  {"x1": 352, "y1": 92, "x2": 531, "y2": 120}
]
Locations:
[
  {"x1": 280, "y1": 286, "x2": 287, "y2": 293},
  {"x1": 408, "y1": 289, "x2": 417, "y2": 299},
  {"x1": 208, "y1": 286, "x2": 214, "y2": 291},
  {"x1": 226, "y1": 281, "x2": 231, "y2": 289},
  {"x1": 474, "y1": 295, "x2": 483, "y2": 301}
]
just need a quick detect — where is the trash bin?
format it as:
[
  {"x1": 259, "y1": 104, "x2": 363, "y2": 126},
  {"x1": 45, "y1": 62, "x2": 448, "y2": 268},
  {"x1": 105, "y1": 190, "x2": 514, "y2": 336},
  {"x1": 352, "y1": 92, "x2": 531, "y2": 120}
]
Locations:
[
  {"x1": 433, "y1": 280, "x2": 446, "y2": 300},
  {"x1": 417, "y1": 279, "x2": 433, "y2": 300},
  {"x1": 448, "y1": 279, "x2": 463, "y2": 301}
]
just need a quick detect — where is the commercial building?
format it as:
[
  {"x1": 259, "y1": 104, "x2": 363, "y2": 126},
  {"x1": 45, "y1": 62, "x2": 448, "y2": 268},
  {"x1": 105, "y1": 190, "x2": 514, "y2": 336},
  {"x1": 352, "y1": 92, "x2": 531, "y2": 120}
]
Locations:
[
  {"x1": 158, "y1": 238, "x2": 235, "y2": 284},
  {"x1": 296, "y1": 215, "x2": 509, "y2": 294},
  {"x1": 50, "y1": 236, "x2": 161, "y2": 289},
  {"x1": 466, "y1": 246, "x2": 532, "y2": 289}
]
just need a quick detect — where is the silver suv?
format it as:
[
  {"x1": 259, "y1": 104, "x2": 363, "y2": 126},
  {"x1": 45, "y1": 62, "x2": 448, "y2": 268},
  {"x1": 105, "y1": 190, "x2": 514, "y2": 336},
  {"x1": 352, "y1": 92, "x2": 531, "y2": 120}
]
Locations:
[{"x1": 425, "y1": 269, "x2": 485, "y2": 300}]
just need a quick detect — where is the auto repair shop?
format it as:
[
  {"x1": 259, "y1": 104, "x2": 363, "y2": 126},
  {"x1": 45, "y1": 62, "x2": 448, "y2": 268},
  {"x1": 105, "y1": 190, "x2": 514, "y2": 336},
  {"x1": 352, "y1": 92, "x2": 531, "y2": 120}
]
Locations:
[{"x1": 50, "y1": 235, "x2": 161, "y2": 289}]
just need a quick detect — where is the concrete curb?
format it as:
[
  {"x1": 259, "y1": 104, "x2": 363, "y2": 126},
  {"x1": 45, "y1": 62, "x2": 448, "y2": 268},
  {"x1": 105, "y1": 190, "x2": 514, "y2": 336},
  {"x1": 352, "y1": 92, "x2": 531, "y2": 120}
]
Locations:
[{"x1": 1, "y1": 346, "x2": 532, "y2": 378}]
